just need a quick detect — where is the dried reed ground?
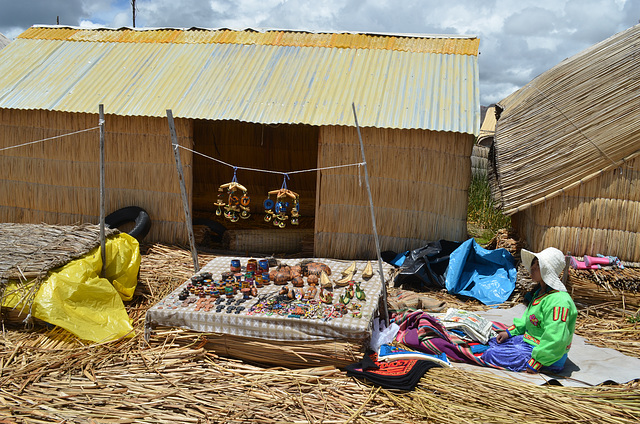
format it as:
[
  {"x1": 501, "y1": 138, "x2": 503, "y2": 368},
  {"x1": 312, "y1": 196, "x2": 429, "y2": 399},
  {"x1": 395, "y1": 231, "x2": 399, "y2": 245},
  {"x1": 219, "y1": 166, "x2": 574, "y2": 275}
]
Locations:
[{"x1": 0, "y1": 243, "x2": 639, "y2": 424}]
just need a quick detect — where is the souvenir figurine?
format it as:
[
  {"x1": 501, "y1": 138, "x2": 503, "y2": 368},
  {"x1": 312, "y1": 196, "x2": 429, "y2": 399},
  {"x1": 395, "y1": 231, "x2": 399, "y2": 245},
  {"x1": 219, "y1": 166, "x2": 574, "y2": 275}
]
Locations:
[
  {"x1": 303, "y1": 286, "x2": 318, "y2": 301},
  {"x1": 361, "y1": 261, "x2": 374, "y2": 279},
  {"x1": 345, "y1": 282, "x2": 355, "y2": 300},
  {"x1": 320, "y1": 287, "x2": 333, "y2": 304},
  {"x1": 292, "y1": 276, "x2": 305, "y2": 288},
  {"x1": 216, "y1": 172, "x2": 251, "y2": 222},
  {"x1": 355, "y1": 282, "x2": 366, "y2": 301},
  {"x1": 263, "y1": 177, "x2": 300, "y2": 228}
]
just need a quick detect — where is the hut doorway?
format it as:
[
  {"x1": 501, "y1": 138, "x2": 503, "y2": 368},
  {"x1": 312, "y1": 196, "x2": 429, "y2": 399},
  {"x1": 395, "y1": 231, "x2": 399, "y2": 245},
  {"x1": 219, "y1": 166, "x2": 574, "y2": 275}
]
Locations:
[{"x1": 191, "y1": 120, "x2": 319, "y2": 253}]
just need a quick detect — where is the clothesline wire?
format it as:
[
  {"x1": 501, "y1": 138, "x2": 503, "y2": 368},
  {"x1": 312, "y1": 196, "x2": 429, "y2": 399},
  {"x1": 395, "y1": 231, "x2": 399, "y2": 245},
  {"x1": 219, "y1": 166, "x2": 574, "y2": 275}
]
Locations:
[
  {"x1": 0, "y1": 126, "x2": 100, "y2": 153},
  {"x1": 176, "y1": 144, "x2": 366, "y2": 176},
  {"x1": 0, "y1": 125, "x2": 364, "y2": 176}
]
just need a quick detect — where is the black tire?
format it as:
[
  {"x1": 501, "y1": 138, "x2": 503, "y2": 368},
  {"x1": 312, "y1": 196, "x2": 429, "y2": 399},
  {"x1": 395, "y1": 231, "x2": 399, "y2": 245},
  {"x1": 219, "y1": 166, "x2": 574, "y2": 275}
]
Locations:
[
  {"x1": 192, "y1": 218, "x2": 226, "y2": 243},
  {"x1": 105, "y1": 206, "x2": 152, "y2": 241}
]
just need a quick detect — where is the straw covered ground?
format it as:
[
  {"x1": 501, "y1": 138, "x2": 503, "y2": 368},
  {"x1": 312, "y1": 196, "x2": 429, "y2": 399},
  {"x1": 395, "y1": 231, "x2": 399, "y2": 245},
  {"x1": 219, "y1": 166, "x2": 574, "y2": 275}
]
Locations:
[{"x1": 1, "y1": 242, "x2": 640, "y2": 423}]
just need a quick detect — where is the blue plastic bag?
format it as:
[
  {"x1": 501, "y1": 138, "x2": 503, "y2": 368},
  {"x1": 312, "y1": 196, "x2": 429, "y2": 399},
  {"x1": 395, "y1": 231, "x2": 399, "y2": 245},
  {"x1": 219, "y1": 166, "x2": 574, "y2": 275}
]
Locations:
[{"x1": 445, "y1": 238, "x2": 516, "y2": 305}]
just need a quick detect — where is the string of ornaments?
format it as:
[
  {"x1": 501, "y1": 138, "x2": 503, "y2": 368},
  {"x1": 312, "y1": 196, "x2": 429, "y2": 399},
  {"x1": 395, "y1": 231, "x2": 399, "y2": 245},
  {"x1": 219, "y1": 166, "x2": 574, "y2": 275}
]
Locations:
[{"x1": 215, "y1": 169, "x2": 300, "y2": 228}]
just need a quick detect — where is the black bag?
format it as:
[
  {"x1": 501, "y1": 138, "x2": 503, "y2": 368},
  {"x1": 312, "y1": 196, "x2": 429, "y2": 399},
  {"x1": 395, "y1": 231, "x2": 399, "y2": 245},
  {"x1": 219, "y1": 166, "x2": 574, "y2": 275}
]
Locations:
[{"x1": 391, "y1": 240, "x2": 462, "y2": 289}]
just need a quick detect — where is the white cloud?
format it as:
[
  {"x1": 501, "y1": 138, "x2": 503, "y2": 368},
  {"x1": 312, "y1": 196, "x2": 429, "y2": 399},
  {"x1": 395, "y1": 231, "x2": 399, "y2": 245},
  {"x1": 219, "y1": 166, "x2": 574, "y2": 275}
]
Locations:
[{"x1": 79, "y1": 20, "x2": 105, "y2": 29}]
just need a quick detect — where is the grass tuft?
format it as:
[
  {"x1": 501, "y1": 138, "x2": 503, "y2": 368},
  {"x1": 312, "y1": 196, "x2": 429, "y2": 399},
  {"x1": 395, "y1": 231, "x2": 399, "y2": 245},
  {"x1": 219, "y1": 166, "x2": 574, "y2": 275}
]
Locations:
[{"x1": 467, "y1": 173, "x2": 511, "y2": 244}]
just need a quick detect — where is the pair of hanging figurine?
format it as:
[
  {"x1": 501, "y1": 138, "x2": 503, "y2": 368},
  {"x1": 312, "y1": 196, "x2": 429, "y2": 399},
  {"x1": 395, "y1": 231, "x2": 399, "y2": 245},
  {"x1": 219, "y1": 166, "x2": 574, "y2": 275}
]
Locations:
[{"x1": 214, "y1": 171, "x2": 300, "y2": 228}]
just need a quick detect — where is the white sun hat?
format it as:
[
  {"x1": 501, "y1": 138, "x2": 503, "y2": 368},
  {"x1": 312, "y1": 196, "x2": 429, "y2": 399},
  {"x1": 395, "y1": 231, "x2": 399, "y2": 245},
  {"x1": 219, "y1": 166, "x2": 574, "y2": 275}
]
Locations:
[{"x1": 521, "y1": 247, "x2": 567, "y2": 292}]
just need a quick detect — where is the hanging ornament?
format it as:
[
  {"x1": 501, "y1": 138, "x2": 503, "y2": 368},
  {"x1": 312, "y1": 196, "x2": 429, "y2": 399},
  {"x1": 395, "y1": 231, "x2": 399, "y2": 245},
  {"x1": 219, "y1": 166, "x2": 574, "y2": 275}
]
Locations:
[
  {"x1": 263, "y1": 174, "x2": 300, "y2": 228},
  {"x1": 216, "y1": 167, "x2": 251, "y2": 223}
]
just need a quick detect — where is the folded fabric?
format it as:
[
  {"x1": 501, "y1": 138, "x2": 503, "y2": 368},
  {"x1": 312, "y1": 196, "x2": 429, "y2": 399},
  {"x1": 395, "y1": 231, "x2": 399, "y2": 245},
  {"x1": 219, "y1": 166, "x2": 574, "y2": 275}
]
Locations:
[
  {"x1": 377, "y1": 344, "x2": 451, "y2": 367},
  {"x1": 394, "y1": 310, "x2": 509, "y2": 369},
  {"x1": 433, "y1": 308, "x2": 497, "y2": 344},
  {"x1": 345, "y1": 350, "x2": 440, "y2": 390}
]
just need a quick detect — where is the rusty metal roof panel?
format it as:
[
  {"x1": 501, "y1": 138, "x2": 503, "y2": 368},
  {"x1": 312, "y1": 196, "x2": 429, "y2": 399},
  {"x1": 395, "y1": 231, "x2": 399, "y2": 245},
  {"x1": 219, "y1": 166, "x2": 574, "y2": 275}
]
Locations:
[{"x1": 0, "y1": 26, "x2": 479, "y2": 134}]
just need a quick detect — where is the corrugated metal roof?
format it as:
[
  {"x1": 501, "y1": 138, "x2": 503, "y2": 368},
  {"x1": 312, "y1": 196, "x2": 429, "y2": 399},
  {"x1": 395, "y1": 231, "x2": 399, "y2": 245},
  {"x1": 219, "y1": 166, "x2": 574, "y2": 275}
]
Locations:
[
  {"x1": 492, "y1": 24, "x2": 640, "y2": 214},
  {"x1": 0, "y1": 26, "x2": 479, "y2": 134}
]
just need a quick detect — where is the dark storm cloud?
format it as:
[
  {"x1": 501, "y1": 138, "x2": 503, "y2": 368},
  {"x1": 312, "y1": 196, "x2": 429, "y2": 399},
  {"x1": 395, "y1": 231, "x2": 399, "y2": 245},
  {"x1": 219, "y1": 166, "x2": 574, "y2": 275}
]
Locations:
[{"x1": 0, "y1": 0, "x2": 88, "y2": 38}]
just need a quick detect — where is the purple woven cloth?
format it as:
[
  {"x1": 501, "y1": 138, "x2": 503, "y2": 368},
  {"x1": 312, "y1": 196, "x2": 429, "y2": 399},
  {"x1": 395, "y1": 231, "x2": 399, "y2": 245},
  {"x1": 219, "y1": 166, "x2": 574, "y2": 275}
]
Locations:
[
  {"x1": 394, "y1": 310, "x2": 505, "y2": 367},
  {"x1": 482, "y1": 335, "x2": 566, "y2": 372}
]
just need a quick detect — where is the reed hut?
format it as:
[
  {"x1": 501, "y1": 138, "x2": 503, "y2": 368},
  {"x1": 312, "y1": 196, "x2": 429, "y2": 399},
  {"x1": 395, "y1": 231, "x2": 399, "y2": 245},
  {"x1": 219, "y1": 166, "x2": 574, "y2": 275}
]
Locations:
[
  {"x1": 471, "y1": 106, "x2": 496, "y2": 177},
  {"x1": 489, "y1": 24, "x2": 640, "y2": 263},
  {"x1": 0, "y1": 25, "x2": 480, "y2": 259},
  {"x1": 0, "y1": 32, "x2": 10, "y2": 50}
]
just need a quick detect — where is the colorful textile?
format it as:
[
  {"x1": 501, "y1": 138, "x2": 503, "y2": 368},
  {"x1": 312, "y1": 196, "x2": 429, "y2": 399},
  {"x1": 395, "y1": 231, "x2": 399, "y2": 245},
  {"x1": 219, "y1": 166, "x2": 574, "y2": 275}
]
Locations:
[
  {"x1": 394, "y1": 310, "x2": 508, "y2": 368},
  {"x1": 377, "y1": 344, "x2": 451, "y2": 368},
  {"x1": 345, "y1": 350, "x2": 441, "y2": 390},
  {"x1": 507, "y1": 288, "x2": 577, "y2": 367},
  {"x1": 481, "y1": 335, "x2": 566, "y2": 372},
  {"x1": 436, "y1": 308, "x2": 496, "y2": 344}
]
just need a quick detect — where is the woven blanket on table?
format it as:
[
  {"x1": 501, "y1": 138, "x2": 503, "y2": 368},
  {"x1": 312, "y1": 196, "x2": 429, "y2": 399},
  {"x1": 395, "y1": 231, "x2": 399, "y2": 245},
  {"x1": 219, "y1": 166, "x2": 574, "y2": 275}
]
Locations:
[{"x1": 394, "y1": 310, "x2": 508, "y2": 368}]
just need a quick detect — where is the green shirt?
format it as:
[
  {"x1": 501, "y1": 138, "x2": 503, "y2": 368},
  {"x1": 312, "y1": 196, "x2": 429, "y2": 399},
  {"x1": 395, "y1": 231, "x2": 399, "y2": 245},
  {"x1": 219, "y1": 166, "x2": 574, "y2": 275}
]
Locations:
[{"x1": 507, "y1": 288, "x2": 577, "y2": 370}]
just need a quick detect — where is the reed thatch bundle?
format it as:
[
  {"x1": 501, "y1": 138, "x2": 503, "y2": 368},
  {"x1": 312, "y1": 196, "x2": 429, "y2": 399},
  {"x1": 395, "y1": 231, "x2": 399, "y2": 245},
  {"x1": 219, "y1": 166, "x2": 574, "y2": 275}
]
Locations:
[
  {"x1": 471, "y1": 144, "x2": 489, "y2": 177},
  {"x1": 490, "y1": 25, "x2": 640, "y2": 262},
  {"x1": 0, "y1": 223, "x2": 119, "y2": 320},
  {"x1": 0, "y1": 223, "x2": 118, "y2": 280},
  {"x1": 510, "y1": 154, "x2": 640, "y2": 262},
  {"x1": 491, "y1": 24, "x2": 640, "y2": 214}
]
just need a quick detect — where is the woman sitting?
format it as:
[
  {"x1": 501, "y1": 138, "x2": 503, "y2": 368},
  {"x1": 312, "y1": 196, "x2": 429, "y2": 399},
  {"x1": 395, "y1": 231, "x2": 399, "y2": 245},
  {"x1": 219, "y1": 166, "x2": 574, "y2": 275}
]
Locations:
[{"x1": 481, "y1": 247, "x2": 577, "y2": 373}]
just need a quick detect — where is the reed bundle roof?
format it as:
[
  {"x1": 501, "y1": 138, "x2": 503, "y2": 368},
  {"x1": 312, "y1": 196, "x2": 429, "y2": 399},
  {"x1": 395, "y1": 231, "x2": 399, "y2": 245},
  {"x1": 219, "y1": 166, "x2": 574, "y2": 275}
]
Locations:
[
  {"x1": 0, "y1": 242, "x2": 639, "y2": 423},
  {"x1": 491, "y1": 24, "x2": 640, "y2": 215},
  {"x1": 0, "y1": 223, "x2": 119, "y2": 319},
  {"x1": 0, "y1": 223, "x2": 118, "y2": 281}
]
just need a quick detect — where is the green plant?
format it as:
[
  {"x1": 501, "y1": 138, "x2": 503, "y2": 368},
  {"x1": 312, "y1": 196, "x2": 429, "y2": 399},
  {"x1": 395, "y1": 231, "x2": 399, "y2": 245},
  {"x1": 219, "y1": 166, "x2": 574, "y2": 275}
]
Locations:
[{"x1": 467, "y1": 173, "x2": 511, "y2": 242}]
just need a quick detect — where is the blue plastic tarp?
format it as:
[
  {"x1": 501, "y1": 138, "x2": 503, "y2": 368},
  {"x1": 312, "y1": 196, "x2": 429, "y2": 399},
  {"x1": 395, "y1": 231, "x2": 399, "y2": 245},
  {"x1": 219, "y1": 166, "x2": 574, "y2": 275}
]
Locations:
[{"x1": 445, "y1": 238, "x2": 517, "y2": 305}]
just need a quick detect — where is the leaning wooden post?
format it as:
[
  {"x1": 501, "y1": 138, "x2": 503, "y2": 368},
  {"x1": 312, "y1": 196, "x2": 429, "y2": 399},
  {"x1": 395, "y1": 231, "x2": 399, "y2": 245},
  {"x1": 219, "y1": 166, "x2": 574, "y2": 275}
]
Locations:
[
  {"x1": 352, "y1": 103, "x2": 389, "y2": 326},
  {"x1": 99, "y1": 104, "x2": 106, "y2": 277},
  {"x1": 166, "y1": 109, "x2": 199, "y2": 272}
]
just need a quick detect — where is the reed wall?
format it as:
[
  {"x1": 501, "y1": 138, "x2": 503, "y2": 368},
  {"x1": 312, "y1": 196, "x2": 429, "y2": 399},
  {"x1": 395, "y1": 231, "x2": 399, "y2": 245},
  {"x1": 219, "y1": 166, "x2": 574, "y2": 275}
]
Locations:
[
  {"x1": 512, "y1": 156, "x2": 640, "y2": 262},
  {"x1": 0, "y1": 109, "x2": 193, "y2": 244},
  {"x1": 192, "y1": 120, "x2": 319, "y2": 220},
  {"x1": 315, "y1": 126, "x2": 473, "y2": 259}
]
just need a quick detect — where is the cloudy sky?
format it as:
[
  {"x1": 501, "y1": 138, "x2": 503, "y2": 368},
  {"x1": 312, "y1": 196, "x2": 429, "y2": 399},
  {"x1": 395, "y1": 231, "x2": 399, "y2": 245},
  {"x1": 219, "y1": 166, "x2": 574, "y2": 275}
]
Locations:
[{"x1": 1, "y1": 0, "x2": 638, "y2": 105}]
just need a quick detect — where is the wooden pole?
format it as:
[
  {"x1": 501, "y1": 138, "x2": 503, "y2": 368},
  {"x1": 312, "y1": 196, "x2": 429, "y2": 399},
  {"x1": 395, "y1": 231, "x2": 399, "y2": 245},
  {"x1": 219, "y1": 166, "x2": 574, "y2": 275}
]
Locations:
[
  {"x1": 131, "y1": 0, "x2": 136, "y2": 28},
  {"x1": 352, "y1": 103, "x2": 389, "y2": 325},
  {"x1": 166, "y1": 109, "x2": 199, "y2": 273},
  {"x1": 99, "y1": 105, "x2": 106, "y2": 277}
]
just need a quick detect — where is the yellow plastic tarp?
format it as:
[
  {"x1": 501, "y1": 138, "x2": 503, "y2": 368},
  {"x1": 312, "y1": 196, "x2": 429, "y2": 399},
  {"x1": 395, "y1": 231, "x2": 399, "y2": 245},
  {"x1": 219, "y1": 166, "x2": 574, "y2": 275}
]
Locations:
[{"x1": 2, "y1": 233, "x2": 140, "y2": 343}]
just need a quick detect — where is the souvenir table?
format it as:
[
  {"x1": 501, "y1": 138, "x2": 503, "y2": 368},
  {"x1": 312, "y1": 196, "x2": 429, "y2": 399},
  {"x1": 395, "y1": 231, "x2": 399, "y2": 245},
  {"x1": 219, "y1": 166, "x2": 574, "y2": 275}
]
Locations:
[{"x1": 145, "y1": 256, "x2": 393, "y2": 343}]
